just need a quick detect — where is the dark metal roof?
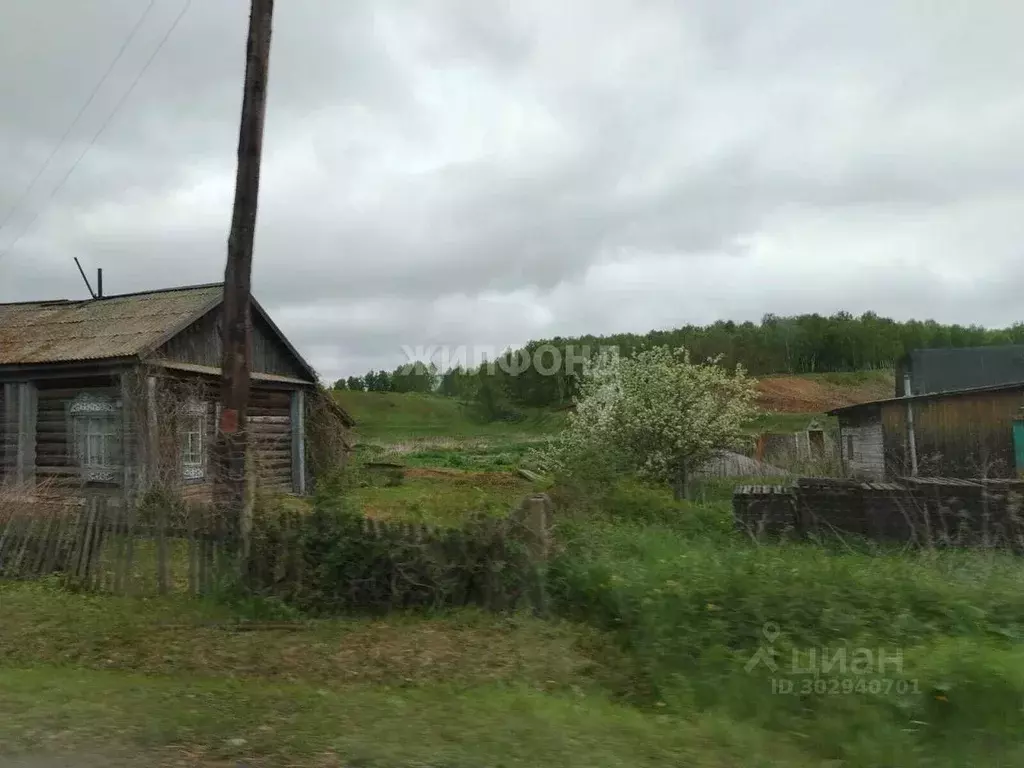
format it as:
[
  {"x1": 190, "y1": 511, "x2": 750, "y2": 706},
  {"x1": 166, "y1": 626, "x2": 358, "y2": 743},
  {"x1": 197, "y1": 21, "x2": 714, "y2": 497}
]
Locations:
[
  {"x1": 828, "y1": 380, "x2": 1024, "y2": 416},
  {"x1": 0, "y1": 284, "x2": 222, "y2": 365},
  {"x1": 901, "y1": 345, "x2": 1024, "y2": 396}
]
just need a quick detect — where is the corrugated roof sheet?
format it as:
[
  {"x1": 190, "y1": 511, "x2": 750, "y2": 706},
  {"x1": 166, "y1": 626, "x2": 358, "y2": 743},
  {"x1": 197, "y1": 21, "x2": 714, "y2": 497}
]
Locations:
[
  {"x1": 828, "y1": 380, "x2": 1024, "y2": 415},
  {"x1": 905, "y1": 345, "x2": 1024, "y2": 396},
  {"x1": 0, "y1": 284, "x2": 223, "y2": 365}
]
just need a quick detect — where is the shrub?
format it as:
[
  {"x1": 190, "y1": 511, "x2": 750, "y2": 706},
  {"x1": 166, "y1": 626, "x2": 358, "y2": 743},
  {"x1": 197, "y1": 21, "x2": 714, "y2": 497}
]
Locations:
[
  {"x1": 547, "y1": 473, "x2": 736, "y2": 544},
  {"x1": 246, "y1": 492, "x2": 539, "y2": 615},
  {"x1": 540, "y1": 346, "x2": 757, "y2": 498}
]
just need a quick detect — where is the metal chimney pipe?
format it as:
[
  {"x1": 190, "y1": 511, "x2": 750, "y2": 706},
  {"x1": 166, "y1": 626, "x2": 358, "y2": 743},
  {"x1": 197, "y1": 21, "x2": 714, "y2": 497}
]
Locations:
[{"x1": 903, "y1": 372, "x2": 918, "y2": 476}]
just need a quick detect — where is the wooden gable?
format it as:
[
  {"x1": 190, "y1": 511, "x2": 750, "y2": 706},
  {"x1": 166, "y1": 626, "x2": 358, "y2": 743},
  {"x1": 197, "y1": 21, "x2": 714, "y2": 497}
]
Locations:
[{"x1": 153, "y1": 303, "x2": 314, "y2": 382}]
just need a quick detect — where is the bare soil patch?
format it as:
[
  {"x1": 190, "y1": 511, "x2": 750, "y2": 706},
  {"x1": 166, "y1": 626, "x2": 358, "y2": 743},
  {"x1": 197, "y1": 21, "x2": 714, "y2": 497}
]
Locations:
[{"x1": 756, "y1": 374, "x2": 893, "y2": 412}]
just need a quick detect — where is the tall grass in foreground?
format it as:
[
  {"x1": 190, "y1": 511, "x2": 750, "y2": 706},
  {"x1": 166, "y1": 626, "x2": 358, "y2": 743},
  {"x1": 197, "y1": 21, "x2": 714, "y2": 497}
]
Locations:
[{"x1": 548, "y1": 479, "x2": 1024, "y2": 767}]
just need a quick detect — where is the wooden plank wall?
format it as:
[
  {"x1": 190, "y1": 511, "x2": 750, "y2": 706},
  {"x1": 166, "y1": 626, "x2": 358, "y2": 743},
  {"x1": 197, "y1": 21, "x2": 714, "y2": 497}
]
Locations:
[
  {"x1": 839, "y1": 407, "x2": 885, "y2": 480},
  {"x1": 149, "y1": 376, "x2": 218, "y2": 505},
  {"x1": 176, "y1": 385, "x2": 296, "y2": 498},
  {"x1": 881, "y1": 388, "x2": 1024, "y2": 478},
  {"x1": 880, "y1": 404, "x2": 910, "y2": 479},
  {"x1": 735, "y1": 477, "x2": 1024, "y2": 547},
  {"x1": 250, "y1": 388, "x2": 294, "y2": 493},
  {"x1": 0, "y1": 385, "x2": 10, "y2": 483},
  {"x1": 145, "y1": 374, "x2": 217, "y2": 504},
  {"x1": 35, "y1": 378, "x2": 120, "y2": 488},
  {"x1": 3, "y1": 371, "x2": 300, "y2": 499},
  {"x1": 156, "y1": 307, "x2": 308, "y2": 379}
]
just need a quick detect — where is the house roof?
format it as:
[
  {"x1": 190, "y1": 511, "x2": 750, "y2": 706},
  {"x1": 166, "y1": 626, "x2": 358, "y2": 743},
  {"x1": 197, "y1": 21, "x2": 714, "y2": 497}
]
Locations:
[
  {"x1": 0, "y1": 283, "x2": 319, "y2": 385},
  {"x1": 828, "y1": 380, "x2": 1024, "y2": 416},
  {"x1": 0, "y1": 284, "x2": 224, "y2": 366}
]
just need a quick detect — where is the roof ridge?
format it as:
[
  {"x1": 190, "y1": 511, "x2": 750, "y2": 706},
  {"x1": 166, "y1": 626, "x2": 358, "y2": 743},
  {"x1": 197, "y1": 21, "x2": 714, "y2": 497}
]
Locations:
[
  {"x1": 92, "y1": 282, "x2": 224, "y2": 301},
  {"x1": 0, "y1": 282, "x2": 224, "y2": 308},
  {"x1": 0, "y1": 298, "x2": 73, "y2": 308}
]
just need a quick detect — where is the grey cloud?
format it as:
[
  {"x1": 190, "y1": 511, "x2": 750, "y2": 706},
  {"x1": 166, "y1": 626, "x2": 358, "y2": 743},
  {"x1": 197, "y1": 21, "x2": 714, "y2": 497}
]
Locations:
[{"x1": 3, "y1": 0, "x2": 1024, "y2": 381}]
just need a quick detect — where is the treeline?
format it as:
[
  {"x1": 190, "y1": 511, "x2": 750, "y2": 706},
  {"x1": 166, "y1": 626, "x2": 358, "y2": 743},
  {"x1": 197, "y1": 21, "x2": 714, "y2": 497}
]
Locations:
[
  {"x1": 334, "y1": 363, "x2": 439, "y2": 395},
  {"x1": 336, "y1": 312, "x2": 1024, "y2": 412},
  {"x1": 574, "y1": 312, "x2": 1024, "y2": 376}
]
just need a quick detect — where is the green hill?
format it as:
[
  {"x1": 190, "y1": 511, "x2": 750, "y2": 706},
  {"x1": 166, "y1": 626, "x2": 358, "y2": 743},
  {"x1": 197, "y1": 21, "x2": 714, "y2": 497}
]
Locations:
[{"x1": 334, "y1": 390, "x2": 566, "y2": 440}]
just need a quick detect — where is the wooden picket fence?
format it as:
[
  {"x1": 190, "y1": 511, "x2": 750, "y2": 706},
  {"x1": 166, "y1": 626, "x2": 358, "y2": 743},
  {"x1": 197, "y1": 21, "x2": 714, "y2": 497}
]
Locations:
[
  {"x1": 0, "y1": 496, "x2": 238, "y2": 595},
  {"x1": 734, "y1": 476, "x2": 1024, "y2": 549},
  {"x1": 0, "y1": 493, "x2": 555, "y2": 608}
]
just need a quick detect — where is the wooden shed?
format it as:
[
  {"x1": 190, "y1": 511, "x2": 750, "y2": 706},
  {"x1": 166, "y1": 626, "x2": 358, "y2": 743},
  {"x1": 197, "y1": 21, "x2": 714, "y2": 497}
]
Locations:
[
  {"x1": 829, "y1": 382, "x2": 1024, "y2": 480},
  {"x1": 0, "y1": 283, "x2": 353, "y2": 501}
]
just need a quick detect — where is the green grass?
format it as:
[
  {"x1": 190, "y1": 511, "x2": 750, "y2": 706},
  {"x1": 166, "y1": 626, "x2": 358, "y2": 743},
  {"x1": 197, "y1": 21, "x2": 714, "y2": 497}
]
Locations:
[
  {"x1": 0, "y1": 581, "x2": 599, "y2": 691},
  {"x1": 8, "y1": 475, "x2": 1024, "y2": 765},
  {"x1": 402, "y1": 439, "x2": 546, "y2": 472},
  {"x1": 333, "y1": 392, "x2": 555, "y2": 524},
  {"x1": 351, "y1": 469, "x2": 536, "y2": 525},
  {"x1": 743, "y1": 411, "x2": 836, "y2": 435},
  {"x1": 335, "y1": 392, "x2": 560, "y2": 524},
  {"x1": 356, "y1": 435, "x2": 550, "y2": 472},
  {"x1": 0, "y1": 667, "x2": 819, "y2": 767},
  {"x1": 547, "y1": 485, "x2": 1024, "y2": 767},
  {"x1": 0, "y1": 582, "x2": 818, "y2": 767},
  {"x1": 336, "y1": 390, "x2": 566, "y2": 440}
]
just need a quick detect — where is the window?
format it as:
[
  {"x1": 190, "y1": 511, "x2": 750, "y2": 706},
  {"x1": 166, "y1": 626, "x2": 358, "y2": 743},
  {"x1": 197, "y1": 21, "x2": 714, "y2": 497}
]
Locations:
[
  {"x1": 70, "y1": 393, "x2": 120, "y2": 483},
  {"x1": 182, "y1": 400, "x2": 207, "y2": 482}
]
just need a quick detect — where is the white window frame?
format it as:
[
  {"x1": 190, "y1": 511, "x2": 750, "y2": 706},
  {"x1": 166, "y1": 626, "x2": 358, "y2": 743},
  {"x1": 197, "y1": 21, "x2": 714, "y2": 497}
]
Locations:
[
  {"x1": 182, "y1": 399, "x2": 207, "y2": 482},
  {"x1": 70, "y1": 393, "x2": 121, "y2": 484}
]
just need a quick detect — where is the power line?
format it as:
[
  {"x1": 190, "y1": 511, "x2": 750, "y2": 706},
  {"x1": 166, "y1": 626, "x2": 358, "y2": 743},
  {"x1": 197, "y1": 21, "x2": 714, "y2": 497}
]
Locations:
[
  {"x1": 0, "y1": 0, "x2": 193, "y2": 262},
  {"x1": 0, "y1": 0, "x2": 159, "y2": 233}
]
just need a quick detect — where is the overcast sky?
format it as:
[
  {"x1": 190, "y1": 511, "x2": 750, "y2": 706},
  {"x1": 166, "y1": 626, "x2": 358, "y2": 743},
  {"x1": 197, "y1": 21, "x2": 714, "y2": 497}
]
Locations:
[{"x1": 2, "y1": 1, "x2": 1023, "y2": 381}]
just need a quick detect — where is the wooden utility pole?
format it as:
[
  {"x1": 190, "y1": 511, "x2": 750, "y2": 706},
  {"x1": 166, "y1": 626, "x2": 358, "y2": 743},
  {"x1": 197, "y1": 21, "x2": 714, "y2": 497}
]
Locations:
[{"x1": 215, "y1": 0, "x2": 275, "y2": 536}]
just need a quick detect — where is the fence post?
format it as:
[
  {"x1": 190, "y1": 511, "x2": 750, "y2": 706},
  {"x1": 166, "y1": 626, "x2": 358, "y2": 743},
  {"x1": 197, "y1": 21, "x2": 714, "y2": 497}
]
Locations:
[
  {"x1": 86, "y1": 497, "x2": 109, "y2": 588},
  {"x1": 186, "y1": 503, "x2": 199, "y2": 595},
  {"x1": 522, "y1": 494, "x2": 552, "y2": 561},
  {"x1": 28, "y1": 504, "x2": 57, "y2": 577},
  {"x1": 156, "y1": 503, "x2": 169, "y2": 595},
  {"x1": 517, "y1": 494, "x2": 552, "y2": 616}
]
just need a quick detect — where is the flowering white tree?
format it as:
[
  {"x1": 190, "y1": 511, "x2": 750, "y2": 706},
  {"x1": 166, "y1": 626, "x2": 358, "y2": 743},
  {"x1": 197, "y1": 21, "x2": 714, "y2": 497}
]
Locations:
[{"x1": 544, "y1": 346, "x2": 758, "y2": 499}]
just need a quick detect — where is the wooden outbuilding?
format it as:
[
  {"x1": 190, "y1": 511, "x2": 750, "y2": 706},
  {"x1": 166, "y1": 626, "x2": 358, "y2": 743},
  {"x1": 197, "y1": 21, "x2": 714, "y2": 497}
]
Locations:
[
  {"x1": 829, "y1": 382, "x2": 1024, "y2": 480},
  {"x1": 0, "y1": 283, "x2": 353, "y2": 502}
]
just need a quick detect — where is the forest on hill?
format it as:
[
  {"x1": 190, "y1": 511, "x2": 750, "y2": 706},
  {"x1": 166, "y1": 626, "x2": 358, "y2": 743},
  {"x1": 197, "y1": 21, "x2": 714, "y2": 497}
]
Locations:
[{"x1": 336, "y1": 311, "x2": 1024, "y2": 412}]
